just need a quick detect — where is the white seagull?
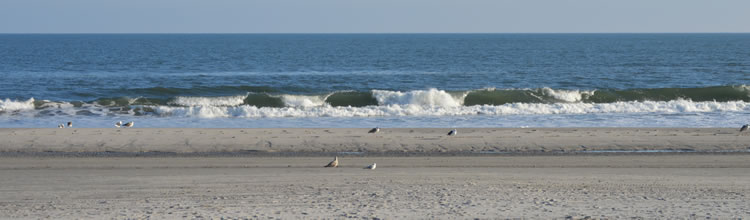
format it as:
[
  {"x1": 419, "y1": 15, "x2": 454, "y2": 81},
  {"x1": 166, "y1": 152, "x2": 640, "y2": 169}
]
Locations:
[
  {"x1": 123, "y1": 121, "x2": 134, "y2": 128},
  {"x1": 364, "y1": 163, "x2": 376, "y2": 170},
  {"x1": 115, "y1": 121, "x2": 123, "y2": 128},
  {"x1": 741, "y1": 124, "x2": 749, "y2": 132},
  {"x1": 58, "y1": 124, "x2": 64, "y2": 128},
  {"x1": 324, "y1": 156, "x2": 339, "y2": 168},
  {"x1": 368, "y1": 127, "x2": 380, "y2": 133},
  {"x1": 447, "y1": 129, "x2": 457, "y2": 136}
]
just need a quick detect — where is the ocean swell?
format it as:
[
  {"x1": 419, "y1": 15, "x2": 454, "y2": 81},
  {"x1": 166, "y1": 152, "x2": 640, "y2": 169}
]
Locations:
[{"x1": 2, "y1": 86, "x2": 749, "y2": 118}]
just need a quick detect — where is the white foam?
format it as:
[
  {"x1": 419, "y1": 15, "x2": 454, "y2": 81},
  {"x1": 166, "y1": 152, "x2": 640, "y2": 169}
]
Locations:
[
  {"x1": 538, "y1": 87, "x2": 596, "y2": 102},
  {"x1": 279, "y1": 95, "x2": 328, "y2": 107},
  {"x1": 36, "y1": 100, "x2": 75, "y2": 109},
  {"x1": 0, "y1": 98, "x2": 35, "y2": 112},
  {"x1": 169, "y1": 95, "x2": 246, "y2": 107},
  {"x1": 735, "y1": 85, "x2": 750, "y2": 93},
  {"x1": 372, "y1": 89, "x2": 465, "y2": 107},
  {"x1": 150, "y1": 100, "x2": 750, "y2": 118}
]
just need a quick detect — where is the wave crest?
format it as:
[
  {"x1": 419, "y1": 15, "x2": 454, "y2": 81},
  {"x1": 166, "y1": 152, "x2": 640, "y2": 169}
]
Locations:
[
  {"x1": 373, "y1": 88, "x2": 466, "y2": 107},
  {"x1": 169, "y1": 95, "x2": 247, "y2": 107},
  {"x1": 0, "y1": 98, "x2": 35, "y2": 112},
  {"x1": 148, "y1": 99, "x2": 749, "y2": 118}
]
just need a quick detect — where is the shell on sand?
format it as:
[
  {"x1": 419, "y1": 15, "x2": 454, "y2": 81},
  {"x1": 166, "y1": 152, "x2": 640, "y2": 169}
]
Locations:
[{"x1": 324, "y1": 156, "x2": 339, "y2": 167}]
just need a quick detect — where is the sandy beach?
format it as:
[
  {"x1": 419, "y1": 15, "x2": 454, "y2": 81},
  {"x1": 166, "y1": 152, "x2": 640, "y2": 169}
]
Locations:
[
  {"x1": 1, "y1": 128, "x2": 750, "y2": 218},
  {"x1": 0, "y1": 155, "x2": 749, "y2": 219},
  {"x1": 2, "y1": 128, "x2": 750, "y2": 154}
]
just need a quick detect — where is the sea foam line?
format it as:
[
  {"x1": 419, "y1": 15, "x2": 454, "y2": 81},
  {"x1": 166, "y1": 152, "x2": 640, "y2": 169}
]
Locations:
[
  {"x1": 0, "y1": 98, "x2": 35, "y2": 112},
  {"x1": 150, "y1": 99, "x2": 750, "y2": 118}
]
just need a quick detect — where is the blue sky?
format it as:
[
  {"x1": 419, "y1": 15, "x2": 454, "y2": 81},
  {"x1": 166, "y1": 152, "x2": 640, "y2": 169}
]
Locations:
[{"x1": 1, "y1": 0, "x2": 748, "y2": 33}]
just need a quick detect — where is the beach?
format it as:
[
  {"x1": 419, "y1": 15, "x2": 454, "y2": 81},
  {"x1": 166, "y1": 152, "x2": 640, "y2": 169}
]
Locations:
[
  {"x1": 2, "y1": 128, "x2": 750, "y2": 154},
  {"x1": 1, "y1": 155, "x2": 749, "y2": 219},
  {"x1": 1, "y1": 128, "x2": 749, "y2": 218},
  {"x1": 2, "y1": 30, "x2": 750, "y2": 219}
]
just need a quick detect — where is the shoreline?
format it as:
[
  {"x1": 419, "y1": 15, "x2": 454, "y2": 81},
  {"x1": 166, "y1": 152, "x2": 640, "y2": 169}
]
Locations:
[{"x1": 3, "y1": 127, "x2": 750, "y2": 154}]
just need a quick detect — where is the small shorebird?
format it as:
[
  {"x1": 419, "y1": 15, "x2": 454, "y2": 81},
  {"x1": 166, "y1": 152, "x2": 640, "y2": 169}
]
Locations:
[
  {"x1": 58, "y1": 124, "x2": 64, "y2": 128},
  {"x1": 324, "y1": 156, "x2": 339, "y2": 168},
  {"x1": 123, "y1": 121, "x2": 134, "y2": 128},
  {"x1": 67, "y1": 121, "x2": 72, "y2": 127},
  {"x1": 364, "y1": 163, "x2": 376, "y2": 170},
  {"x1": 447, "y1": 129, "x2": 457, "y2": 136},
  {"x1": 368, "y1": 127, "x2": 380, "y2": 133},
  {"x1": 115, "y1": 121, "x2": 123, "y2": 128},
  {"x1": 741, "y1": 124, "x2": 749, "y2": 132}
]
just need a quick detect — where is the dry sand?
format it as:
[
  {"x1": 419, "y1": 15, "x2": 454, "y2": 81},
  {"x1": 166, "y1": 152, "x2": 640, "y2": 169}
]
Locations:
[
  {"x1": 1, "y1": 128, "x2": 750, "y2": 218},
  {"x1": 1, "y1": 155, "x2": 749, "y2": 219},
  {"x1": 2, "y1": 127, "x2": 750, "y2": 154}
]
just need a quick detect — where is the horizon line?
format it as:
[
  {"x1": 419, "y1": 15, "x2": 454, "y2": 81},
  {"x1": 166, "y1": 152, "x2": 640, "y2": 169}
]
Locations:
[{"x1": 1, "y1": 32, "x2": 749, "y2": 35}]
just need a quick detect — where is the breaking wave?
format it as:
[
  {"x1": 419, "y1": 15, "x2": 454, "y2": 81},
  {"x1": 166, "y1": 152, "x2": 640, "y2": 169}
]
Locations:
[
  {"x1": 2, "y1": 86, "x2": 749, "y2": 118},
  {"x1": 0, "y1": 98, "x2": 36, "y2": 112}
]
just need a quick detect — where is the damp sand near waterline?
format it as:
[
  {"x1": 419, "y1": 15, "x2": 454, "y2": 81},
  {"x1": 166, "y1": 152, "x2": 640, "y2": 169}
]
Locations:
[{"x1": 3, "y1": 127, "x2": 750, "y2": 155}]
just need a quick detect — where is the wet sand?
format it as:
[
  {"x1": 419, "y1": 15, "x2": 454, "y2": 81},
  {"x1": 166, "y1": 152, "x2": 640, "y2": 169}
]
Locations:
[{"x1": 2, "y1": 128, "x2": 750, "y2": 154}]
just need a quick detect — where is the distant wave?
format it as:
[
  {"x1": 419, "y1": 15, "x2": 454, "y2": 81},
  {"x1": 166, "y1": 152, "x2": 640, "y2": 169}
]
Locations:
[{"x1": 2, "y1": 85, "x2": 749, "y2": 118}]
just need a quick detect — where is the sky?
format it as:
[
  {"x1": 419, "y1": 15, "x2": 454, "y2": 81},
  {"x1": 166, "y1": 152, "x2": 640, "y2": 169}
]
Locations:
[{"x1": 1, "y1": 0, "x2": 749, "y2": 33}]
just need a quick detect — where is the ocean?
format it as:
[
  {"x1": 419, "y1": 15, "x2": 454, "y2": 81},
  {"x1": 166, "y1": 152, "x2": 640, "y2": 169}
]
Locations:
[{"x1": 1, "y1": 34, "x2": 749, "y2": 128}]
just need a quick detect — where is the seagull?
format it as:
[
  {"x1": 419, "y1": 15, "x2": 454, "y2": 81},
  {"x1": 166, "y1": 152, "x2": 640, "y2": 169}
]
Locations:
[
  {"x1": 364, "y1": 163, "x2": 376, "y2": 170},
  {"x1": 58, "y1": 124, "x2": 64, "y2": 128},
  {"x1": 123, "y1": 121, "x2": 134, "y2": 128},
  {"x1": 115, "y1": 121, "x2": 123, "y2": 128},
  {"x1": 447, "y1": 129, "x2": 457, "y2": 136},
  {"x1": 368, "y1": 127, "x2": 380, "y2": 133},
  {"x1": 741, "y1": 124, "x2": 749, "y2": 132},
  {"x1": 324, "y1": 156, "x2": 339, "y2": 168},
  {"x1": 67, "y1": 121, "x2": 72, "y2": 127}
]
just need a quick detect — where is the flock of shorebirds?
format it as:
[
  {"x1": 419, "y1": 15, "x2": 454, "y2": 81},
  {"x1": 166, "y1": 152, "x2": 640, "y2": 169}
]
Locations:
[
  {"x1": 52, "y1": 123, "x2": 456, "y2": 170},
  {"x1": 57, "y1": 121, "x2": 135, "y2": 128},
  {"x1": 326, "y1": 126, "x2": 459, "y2": 169},
  {"x1": 54, "y1": 122, "x2": 750, "y2": 168}
]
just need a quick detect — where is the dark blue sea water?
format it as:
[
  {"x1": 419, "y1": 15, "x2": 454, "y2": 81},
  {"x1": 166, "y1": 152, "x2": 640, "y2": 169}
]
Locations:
[{"x1": 1, "y1": 34, "x2": 749, "y2": 128}]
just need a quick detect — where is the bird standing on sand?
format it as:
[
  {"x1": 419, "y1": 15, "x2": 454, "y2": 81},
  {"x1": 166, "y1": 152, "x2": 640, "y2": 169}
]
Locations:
[
  {"x1": 324, "y1": 156, "x2": 339, "y2": 168},
  {"x1": 123, "y1": 121, "x2": 134, "y2": 128},
  {"x1": 115, "y1": 121, "x2": 123, "y2": 128},
  {"x1": 741, "y1": 124, "x2": 749, "y2": 132},
  {"x1": 58, "y1": 124, "x2": 64, "y2": 128},
  {"x1": 447, "y1": 129, "x2": 457, "y2": 136},
  {"x1": 369, "y1": 127, "x2": 380, "y2": 133},
  {"x1": 364, "y1": 163, "x2": 376, "y2": 170},
  {"x1": 67, "y1": 121, "x2": 72, "y2": 127}
]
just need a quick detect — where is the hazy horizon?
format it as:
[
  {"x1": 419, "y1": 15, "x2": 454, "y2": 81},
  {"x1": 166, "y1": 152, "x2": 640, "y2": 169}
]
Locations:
[
  {"x1": 2, "y1": 32, "x2": 750, "y2": 34},
  {"x1": 1, "y1": 0, "x2": 749, "y2": 33}
]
